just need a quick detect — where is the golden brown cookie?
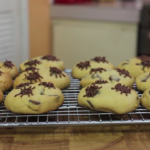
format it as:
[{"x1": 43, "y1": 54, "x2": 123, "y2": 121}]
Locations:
[
  {"x1": 13, "y1": 67, "x2": 70, "y2": 89},
  {"x1": 0, "y1": 90, "x2": 4, "y2": 103},
  {"x1": 141, "y1": 88, "x2": 150, "y2": 110},
  {"x1": 72, "y1": 56, "x2": 114, "y2": 79},
  {"x1": 0, "y1": 71, "x2": 13, "y2": 92},
  {"x1": 20, "y1": 55, "x2": 65, "y2": 71},
  {"x1": 80, "y1": 68, "x2": 134, "y2": 88},
  {"x1": 4, "y1": 82, "x2": 64, "y2": 114},
  {"x1": 117, "y1": 55, "x2": 150, "y2": 78},
  {"x1": 136, "y1": 72, "x2": 150, "y2": 91},
  {"x1": 78, "y1": 83, "x2": 140, "y2": 114},
  {"x1": 0, "y1": 60, "x2": 19, "y2": 79}
]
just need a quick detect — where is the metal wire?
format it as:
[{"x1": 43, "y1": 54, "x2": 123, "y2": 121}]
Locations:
[{"x1": 0, "y1": 69, "x2": 150, "y2": 127}]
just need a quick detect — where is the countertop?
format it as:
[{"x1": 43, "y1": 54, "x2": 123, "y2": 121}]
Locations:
[
  {"x1": 0, "y1": 125, "x2": 150, "y2": 150},
  {"x1": 51, "y1": 1, "x2": 143, "y2": 23}
]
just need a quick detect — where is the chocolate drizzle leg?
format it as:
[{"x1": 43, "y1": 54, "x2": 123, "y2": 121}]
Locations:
[
  {"x1": 76, "y1": 61, "x2": 90, "y2": 70},
  {"x1": 15, "y1": 86, "x2": 35, "y2": 97},
  {"x1": 24, "y1": 59, "x2": 41, "y2": 66},
  {"x1": 91, "y1": 57, "x2": 108, "y2": 63},
  {"x1": 90, "y1": 68, "x2": 106, "y2": 74},
  {"x1": 42, "y1": 55, "x2": 59, "y2": 61},
  {"x1": 25, "y1": 71, "x2": 43, "y2": 83},
  {"x1": 83, "y1": 85, "x2": 102, "y2": 97},
  {"x1": 50, "y1": 67, "x2": 66, "y2": 78},
  {"x1": 111, "y1": 83, "x2": 131, "y2": 96},
  {"x1": 3, "y1": 60, "x2": 14, "y2": 69},
  {"x1": 39, "y1": 82, "x2": 55, "y2": 89},
  {"x1": 116, "y1": 69, "x2": 131, "y2": 78}
]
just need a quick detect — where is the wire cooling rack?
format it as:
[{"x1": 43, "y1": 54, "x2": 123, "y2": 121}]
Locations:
[{"x1": 0, "y1": 69, "x2": 150, "y2": 127}]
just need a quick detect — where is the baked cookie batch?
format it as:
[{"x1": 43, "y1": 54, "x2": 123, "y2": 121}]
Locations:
[{"x1": 1, "y1": 55, "x2": 150, "y2": 115}]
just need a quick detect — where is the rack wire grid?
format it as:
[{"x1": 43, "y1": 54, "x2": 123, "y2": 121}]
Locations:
[{"x1": 0, "y1": 69, "x2": 150, "y2": 127}]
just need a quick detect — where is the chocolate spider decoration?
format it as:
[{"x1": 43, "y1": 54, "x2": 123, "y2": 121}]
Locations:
[
  {"x1": 49, "y1": 67, "x2": 66, "y2": 78},
  {"x1": 15, "y1": 86, "x2": 35, "y2": 97},
  {"x1": 42, "y1": 55, "x2": 59, "y2": 61},
  {"x1": 16, "y1": 83, "x2": 30, "y2": 89},
  {"x1": 116, "y1": 69, "x2": 131, "y2": 78},
  {"x1": 91, "y1": 57, "x2": 108, "y2": 63},
  {"x1": 111, "y1": 83, "x2": 131, "y2": 96},
  {"x1": 136, "y1": 55, "x2": 150, "y2": 69},
  {"x1": 90, "y1": 68, "x2": 106, "y2": 74},
  {"x1": 24, "y1": 59, "x2": 41, "y2": 66},
  {"x1": 23, "y1": 66, "x2": 39, "y2": 72},
  {"x1": 83, "y1": 84, "x2": 102, "y2": 97},
  {"x1": 76, "y1": 61, "x2": 90, "y2": 70},
  {"x1": 3, "y1": 60, "x2": 14, "y2": 69},
  {"x1": 25, "y1": 71, "x2": 43, "y2": 83},
  {"x1": 92, "y1": 80, "x2": 108, "y2": 85},
  {"x1": 39, "y1": 82, "x2": 55, "y2": 89}
]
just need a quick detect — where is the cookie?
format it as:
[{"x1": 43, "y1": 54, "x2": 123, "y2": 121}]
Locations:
[
  {"x1": 0, "y1": 71, "x2": 13, "y2": 92},
  {"x1": 90, "y1": 56, "x2": 114, "y2": 69},
  {"x1": 13, "y1": 67, "x2": 70, "y2": 89},
  {"x1": 78, "y1": 83, "x2": 140, "y2": 114},
  {"x1": 80, "y1": 68, "x2": 134, "y2": 88},
  {"x1": 4, "y1": 82, "x2": 64, "y2": 114},
  {"x1": 117, "y1": 55, "x2": 150, "y2": 78},
  {"x1": 0, "y1": 90, "x2": 4, "y2": 103},
  {"x1": 141, "y1": 88, "x2": 150, "y2": 110},
  {"x1": 72, "y1": 56, "x2": 114, "y2": 79},
  {"x1": 20, "y1": 55, "x2": 65, "y2": 71},
  {"x1": 0, "y1": 60, "x2": 19, "y2": 78},
  {"x1": 136, "y1": 72, "x2": 150, "y2": 91}
]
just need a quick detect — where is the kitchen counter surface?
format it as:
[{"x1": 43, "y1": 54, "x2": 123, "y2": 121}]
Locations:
[
  {"x1": 51, "y1": 1, "x2": 143, "y2": 23},
  {"x1": 0, "y1": 125, "x2": 150, "y2": 150}
]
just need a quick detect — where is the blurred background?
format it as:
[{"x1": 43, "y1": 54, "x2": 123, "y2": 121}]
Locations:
[{"x1": 0, "y1": 0, "x2": 149, "y2": 68}]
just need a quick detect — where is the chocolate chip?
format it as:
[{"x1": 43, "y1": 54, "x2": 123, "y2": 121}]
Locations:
[
  {"x1": 87, "y1": 100, "x2": 95, "y2": 109},
  {"x1": 109, "y1": 75, "x2": 120, "y2": 82},
  {"x1": 29, "y1": 100, "x2": 41, "y2": 105},
  {"x1": 91, "y1": 74, "x2": 102, "y2": 80}
]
